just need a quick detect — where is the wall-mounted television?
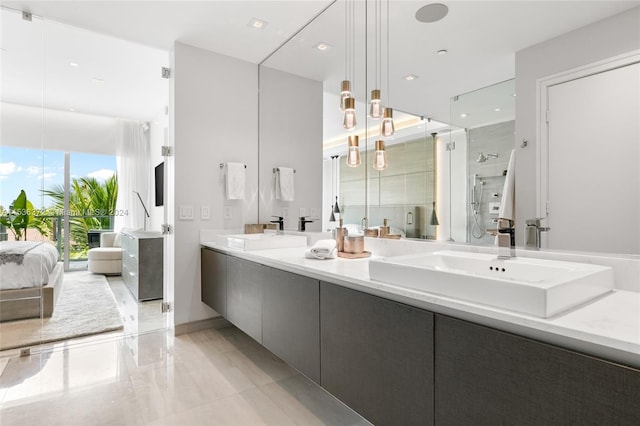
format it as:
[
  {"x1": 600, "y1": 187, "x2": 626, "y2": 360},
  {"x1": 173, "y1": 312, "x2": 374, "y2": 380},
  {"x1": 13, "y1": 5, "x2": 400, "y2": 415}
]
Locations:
[{"x1": 154, "y1": 162, "x2": 164, "y2": 207}]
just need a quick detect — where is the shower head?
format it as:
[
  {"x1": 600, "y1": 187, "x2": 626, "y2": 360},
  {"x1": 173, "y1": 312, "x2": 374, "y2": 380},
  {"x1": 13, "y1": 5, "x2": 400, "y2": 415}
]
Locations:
[{"x1": 476, "y1": 152, "x2": 498, "y2": 163}]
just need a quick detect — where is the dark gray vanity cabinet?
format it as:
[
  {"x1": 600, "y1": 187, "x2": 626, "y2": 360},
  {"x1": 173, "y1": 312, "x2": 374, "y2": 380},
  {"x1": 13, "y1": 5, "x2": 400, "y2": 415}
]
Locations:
[
  {"x1": 226, "y1": 256, "x2": 263, "y2": 343},
  {"x1": 262, "y1": 268, "x2": 320, "y2": 383},
  {"x1": 200, "y1": 247, "x2": 227, "y2": 316},
  {"x1": 320, "y1": 282, "x2": 434, "y2": 426},
  {"x1": 434, "y1": 314, "x2": 640, "y2": 426}
]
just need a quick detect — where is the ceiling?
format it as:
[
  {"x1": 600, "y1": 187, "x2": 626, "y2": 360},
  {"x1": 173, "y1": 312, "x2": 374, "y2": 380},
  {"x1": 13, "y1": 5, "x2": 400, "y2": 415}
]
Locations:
[{"x1": 1, "y1": 1, "x2": 639, "y2": 125}]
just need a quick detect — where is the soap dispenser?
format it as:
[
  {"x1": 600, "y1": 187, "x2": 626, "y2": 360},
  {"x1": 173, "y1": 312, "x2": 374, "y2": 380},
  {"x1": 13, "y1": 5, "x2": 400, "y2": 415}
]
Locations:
[
  {"x1": 379, "y1": 218, "x2": 390, "y2": 238},
  {"x1": 335, "y1": 218, "x2": 348, "y2": 252}
]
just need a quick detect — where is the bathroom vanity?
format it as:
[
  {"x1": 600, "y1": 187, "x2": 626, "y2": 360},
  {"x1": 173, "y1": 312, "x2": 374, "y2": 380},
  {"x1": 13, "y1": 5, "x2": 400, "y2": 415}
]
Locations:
[{"x1": 200, "y1": 242, "x2": 640, "y2": 425}]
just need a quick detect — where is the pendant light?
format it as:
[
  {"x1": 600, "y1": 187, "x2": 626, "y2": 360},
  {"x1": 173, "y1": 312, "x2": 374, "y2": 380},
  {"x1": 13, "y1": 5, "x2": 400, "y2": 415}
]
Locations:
[
  {"x1": 334, "y1": 196, "x2": 341, "y2": 214},
  {"x1": 340, "y1": 80, "x2": 352, "y2": 112},
  {"x1": 373, "y1": 140, "x2": 388, "y2": 171},
  {"x1": 369, "y1": 0, "x2": 382, "y2": 119},
  {"x1": 346, "y1": 135, "x2": 361, "y2": 167},
  {"x1": 380, "y1": 0, "x2": 395, "y2": 136},
  {"x1": 381, "y1": 107, "x2": 395, "y2": 136},
  {"x1": 343, "y1": 97, "x2": 357, "y2": 130}
]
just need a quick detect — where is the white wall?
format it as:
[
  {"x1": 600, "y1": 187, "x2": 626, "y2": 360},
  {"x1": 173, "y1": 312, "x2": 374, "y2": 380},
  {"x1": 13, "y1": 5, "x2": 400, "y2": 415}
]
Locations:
[
  {"x1": 149, "y1": 107, "x2": 168, "y2": 232},
  {"x1": 258, "y1": 66, "x2": 323, "y2": 231},
  {"x1": 173, "y1": 42, "x2": 259, "y2": 326},
  {"x1": 514, "y1": 6, "x2": 640, "y2": 244}
]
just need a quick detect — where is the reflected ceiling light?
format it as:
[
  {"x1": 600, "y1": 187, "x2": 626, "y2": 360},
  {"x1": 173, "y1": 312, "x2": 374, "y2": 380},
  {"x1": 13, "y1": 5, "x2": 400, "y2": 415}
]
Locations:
[
  {"x1": 92, "y1": 78, "x2": 105, "y2": 84},
  {"x1": 460, "y1": 113, "x2": 469, "y2": 118},
  {"x1": 436, "y1": 49, "x2": 448, "y2": 55},
  {"x1": 494, "y1": 108, "x2": 501, "y2": 112},
  {"x1": 512, "y1": 93, "x2": 517, "y2": 97},
  {"x1": 248, "y1": 18, "x2": 267, "y2": 29},
  {"x1": 403, "y1": 74, "x2": 419, "y2": 81},
  {"x1": 69, "y1": 62, "x2": 79, "y2": 67},
  {"x1": 314, "y1": 42, "x2": 331, "y2": 51},
  {"x1": 415, "y1": 3, "x2": 449, "y2": 23},
  {"x1": 373, "y1": 140, "x2": 388, "y2": 171}
]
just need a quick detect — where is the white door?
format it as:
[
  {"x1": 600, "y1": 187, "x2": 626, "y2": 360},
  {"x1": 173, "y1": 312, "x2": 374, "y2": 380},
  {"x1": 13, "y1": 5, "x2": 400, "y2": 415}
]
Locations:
[{"x1": 546, "y1": 62, "x2": 640, "y2": 254}]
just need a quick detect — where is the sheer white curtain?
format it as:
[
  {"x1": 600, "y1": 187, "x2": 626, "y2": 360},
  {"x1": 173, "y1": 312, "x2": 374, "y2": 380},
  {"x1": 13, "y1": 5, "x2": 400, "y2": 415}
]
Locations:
[{"x1": 114, "y1": 120, "x2": 150, "y2": 231}]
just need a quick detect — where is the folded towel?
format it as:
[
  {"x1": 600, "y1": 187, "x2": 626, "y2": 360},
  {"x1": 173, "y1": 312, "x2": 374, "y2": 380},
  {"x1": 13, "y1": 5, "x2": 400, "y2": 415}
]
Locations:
[
  {"x1": 275, "y1": 167, "x2": 295, "y2": 201},
  {"x1": 226, "y1": 162, "x2": 245, "y2": 200},
  {"x1": 305, "y1": 239, "x2": 337, "y2": 259},
  {"x1": 499, "y1": 149, "x2": 515, "y2": 221}
]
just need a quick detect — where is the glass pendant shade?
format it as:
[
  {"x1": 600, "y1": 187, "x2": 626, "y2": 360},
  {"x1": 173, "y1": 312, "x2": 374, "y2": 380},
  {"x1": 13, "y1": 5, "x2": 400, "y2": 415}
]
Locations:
[
  {"x1": 381, "y1": 107, "x2": 395, "y2": 136},
  {"x1": 373, "y1": 140, "x2": 388, "y2": 171},
  {"x1": 340, "y1": 80, "x2": 352, "y2": 111},
  {"x1": 369, "y1": 89, "x2": 382, "y2": 119},
  {"x1": 343, "y1": 97, "x2": 357, "y2": 130},
  {"x1": 346, "y1": 135, "x2": 361, "y2": 167}
]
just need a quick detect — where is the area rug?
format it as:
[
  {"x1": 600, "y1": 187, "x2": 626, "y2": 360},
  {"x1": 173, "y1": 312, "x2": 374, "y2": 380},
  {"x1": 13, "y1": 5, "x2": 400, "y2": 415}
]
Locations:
[{"x1": 0, "y1": 271, "x2": 124, "y2": 351}]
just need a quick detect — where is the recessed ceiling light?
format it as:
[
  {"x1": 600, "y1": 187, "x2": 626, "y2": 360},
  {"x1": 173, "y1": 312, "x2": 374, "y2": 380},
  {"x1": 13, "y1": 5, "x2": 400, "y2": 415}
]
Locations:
[
  {"x1": 494, "y1": 108, "x2": 501, "y2": 112},
  {"x1": 69, "y1": 108, "x2": 76, "y2": 112},
  {"x1": 248, "y1": 18, "x2": 267, "y2": 29},
  {"x1": 403, "y1": 74, "x2": 419, "y2": 81},
  {"x1": 415, "y1": 3, "x2": 449, "y2": 23},
  {"x1": 512, "y1": 93, "x2": 517, "y2": 97},
  {"x1": 436, "y1": 49, "x2": 448, "y2": 55},
  {"x1": 460, "y1": 113, "x2": 469, "y2": 118},
  {"x1": 314, "y1": 42, "x2": 332, "y2": 51},
  {"x1": 69, "y1": 62, "x2": 79, "y2": 67},
  {"x1": 92, "y1": 78, "x2": 105, "y2": 84}
]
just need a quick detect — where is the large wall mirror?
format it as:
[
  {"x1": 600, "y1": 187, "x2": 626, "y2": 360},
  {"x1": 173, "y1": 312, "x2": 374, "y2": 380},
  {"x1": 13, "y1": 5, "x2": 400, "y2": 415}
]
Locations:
[{"x1": 259, "y1": 0, "x2": 640, "y2": 255}]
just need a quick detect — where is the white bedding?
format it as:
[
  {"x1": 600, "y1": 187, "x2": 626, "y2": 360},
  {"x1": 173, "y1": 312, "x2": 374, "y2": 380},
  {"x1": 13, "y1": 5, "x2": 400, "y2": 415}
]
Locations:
[{"x1": 0, "y1": 241, "x2": 60, "y2": 290}]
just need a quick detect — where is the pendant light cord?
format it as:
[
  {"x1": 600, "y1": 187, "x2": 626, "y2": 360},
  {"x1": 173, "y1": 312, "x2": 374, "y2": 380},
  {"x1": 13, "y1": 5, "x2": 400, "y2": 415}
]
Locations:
[{"x1": 386, "y1": 0, "x2": 390, "y2": 106}]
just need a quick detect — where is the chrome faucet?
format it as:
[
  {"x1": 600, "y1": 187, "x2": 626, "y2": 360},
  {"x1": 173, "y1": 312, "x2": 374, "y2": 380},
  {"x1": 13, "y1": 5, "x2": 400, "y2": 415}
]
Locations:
[
  {"x1": 496, "y1": 218, "x2": 516, "y2": 259},
  {"x1": 270, "y1": 216, "x2": 285, "y2": 235},
  {"x1": 298, "y1": 216, "x2": 313, "y2": 232},
  {"x1": 525, "y1": 218, "x2": 550, "y2": 249}
]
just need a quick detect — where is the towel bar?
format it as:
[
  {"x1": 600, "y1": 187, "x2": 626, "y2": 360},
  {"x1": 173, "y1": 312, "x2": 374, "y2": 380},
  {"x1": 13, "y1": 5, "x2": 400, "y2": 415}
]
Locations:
[
  {"x1": 273, "y1": 168, "x2": 296, "y2": 173},
  {"x1": 220, "y1": 163, "x2": 246, "y2": 169}
]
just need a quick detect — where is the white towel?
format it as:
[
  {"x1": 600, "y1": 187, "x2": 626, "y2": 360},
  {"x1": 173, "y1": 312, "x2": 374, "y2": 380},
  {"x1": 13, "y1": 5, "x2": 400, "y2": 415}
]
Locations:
[
  {"x1": 275, "y1": 167, "x2": 295, "y2": 201},
  {"x1": 226, "y1": 162, "x2": 245, "y2": 200},
  {"x1": 305, "y1": 239, "x2": 337, "y2": 259},
  {"x1": 499, "y1": 149, "x2": 516, "y2": 221}
]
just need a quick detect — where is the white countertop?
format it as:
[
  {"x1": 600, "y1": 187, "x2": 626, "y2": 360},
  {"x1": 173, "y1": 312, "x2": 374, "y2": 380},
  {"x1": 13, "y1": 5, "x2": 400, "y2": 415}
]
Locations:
[{"x1": 201, "y1": 241, "x2": 640, "y2": 369}]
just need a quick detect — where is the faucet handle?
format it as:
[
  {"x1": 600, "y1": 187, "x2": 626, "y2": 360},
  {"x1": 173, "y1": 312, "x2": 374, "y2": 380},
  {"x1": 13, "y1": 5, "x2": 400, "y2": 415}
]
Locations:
[
  {"x1": 497, "y1": 218, "x2": 513, "y2": 231},
  {"x1": 270, "y1": 215, "x2": 283, "y2": 221}
]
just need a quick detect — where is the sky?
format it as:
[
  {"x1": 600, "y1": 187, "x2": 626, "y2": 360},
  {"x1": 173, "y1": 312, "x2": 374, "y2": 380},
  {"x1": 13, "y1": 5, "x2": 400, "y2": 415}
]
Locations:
[{"x1": 0, "y1": 147, "x2": 116, "y2": 209}]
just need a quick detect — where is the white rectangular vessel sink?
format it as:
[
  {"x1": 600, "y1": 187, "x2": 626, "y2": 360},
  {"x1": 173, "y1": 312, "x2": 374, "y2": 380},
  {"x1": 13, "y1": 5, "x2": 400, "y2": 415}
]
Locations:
[
  {"x1": 225, "y1": 233, "x2": 307, "y2": 251},
  {"x1": 368, "y1": 250, "x2": 614, "y2": 318}
]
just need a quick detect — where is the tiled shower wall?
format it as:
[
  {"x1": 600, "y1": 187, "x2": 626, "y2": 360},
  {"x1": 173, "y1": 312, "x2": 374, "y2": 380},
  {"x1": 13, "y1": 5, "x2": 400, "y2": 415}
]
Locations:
[
  {"x1": 340, "y1": 136, "x2": 436, "y2": 239},
  {"x1": 467, "y1": 120, "x2": 515, "y2": 245}
]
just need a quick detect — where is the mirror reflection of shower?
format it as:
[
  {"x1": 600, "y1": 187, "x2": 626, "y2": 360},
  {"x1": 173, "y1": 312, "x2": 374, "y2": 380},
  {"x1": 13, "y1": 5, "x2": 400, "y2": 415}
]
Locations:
[
  {"x1": 476, "y1": 152, "x2": 498, "y2": 163},
  {"x1": 471, "y1": 174, "x2": 485, "y2": 238}
]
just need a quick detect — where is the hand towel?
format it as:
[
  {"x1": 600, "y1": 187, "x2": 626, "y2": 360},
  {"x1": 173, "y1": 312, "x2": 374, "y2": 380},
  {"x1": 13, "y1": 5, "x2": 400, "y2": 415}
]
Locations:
[
  {"x1": 275, "y1": 167, "x2": 295, "y2": 201},
  {"x1": 498, "y1": 149, "x2": 515, "y2": 221},
  {"x1": 226, "y1": 162, "x2": 245, "y2": 200},
  {"x1": 305, "y1": 239, "x2": 337, "y2": 259}
]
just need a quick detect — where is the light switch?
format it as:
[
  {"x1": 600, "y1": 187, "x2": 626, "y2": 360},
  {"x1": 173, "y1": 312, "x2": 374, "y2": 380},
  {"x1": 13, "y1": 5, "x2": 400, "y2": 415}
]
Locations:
[
  {"x1": 223, "y1": 206, "x2": 232, "y2": 219},
  {"x1": 201, "y1": 206, "x2": 210, "y2": 220},
  {"x1": 179, "y1": 205, "x2": 194, "y2": 220}
]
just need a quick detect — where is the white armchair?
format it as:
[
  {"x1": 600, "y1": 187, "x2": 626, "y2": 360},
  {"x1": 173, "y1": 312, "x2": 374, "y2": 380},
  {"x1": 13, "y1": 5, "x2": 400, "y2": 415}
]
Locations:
[{"x1": 87, "y1": 232, "x2": 122, "y2": 275}]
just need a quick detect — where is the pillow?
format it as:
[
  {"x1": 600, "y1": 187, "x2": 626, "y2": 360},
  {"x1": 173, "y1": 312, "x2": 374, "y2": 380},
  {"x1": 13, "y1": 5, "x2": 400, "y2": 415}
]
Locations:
[{"x1": 112, "y1": 233, "x2": 122, "y2": 247}]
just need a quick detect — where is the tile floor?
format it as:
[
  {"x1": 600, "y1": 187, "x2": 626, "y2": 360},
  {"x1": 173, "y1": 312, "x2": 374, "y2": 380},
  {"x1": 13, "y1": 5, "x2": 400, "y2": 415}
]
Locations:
[{"x1": 0, "y1": 326, "x2": 370, "y2": 425}]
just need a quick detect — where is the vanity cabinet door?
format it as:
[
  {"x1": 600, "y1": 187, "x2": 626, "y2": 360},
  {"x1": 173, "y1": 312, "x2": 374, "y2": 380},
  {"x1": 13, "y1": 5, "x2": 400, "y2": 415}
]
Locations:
[
  {"x1": 262, "y1": 268, "x2": 320, "y2": 383},
  {"x1": 200, "y1": 248, "x2": 227, "y2": 316},
  {"x1": 435, "y1": 314, "x2": 640, "y2": 425},
  {"x1": 226, "y1": 256, "x2": 263, "y2": 343},
  {"x1": 320, "y1": 282, "x2": 434, "y2": 426}
]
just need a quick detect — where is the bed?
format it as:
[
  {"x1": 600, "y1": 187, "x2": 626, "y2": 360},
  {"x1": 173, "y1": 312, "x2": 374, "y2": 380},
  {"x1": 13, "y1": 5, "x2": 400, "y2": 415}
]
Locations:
[{"x1": 0, "y1": 241, "x2": 64, "y2": 322}]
